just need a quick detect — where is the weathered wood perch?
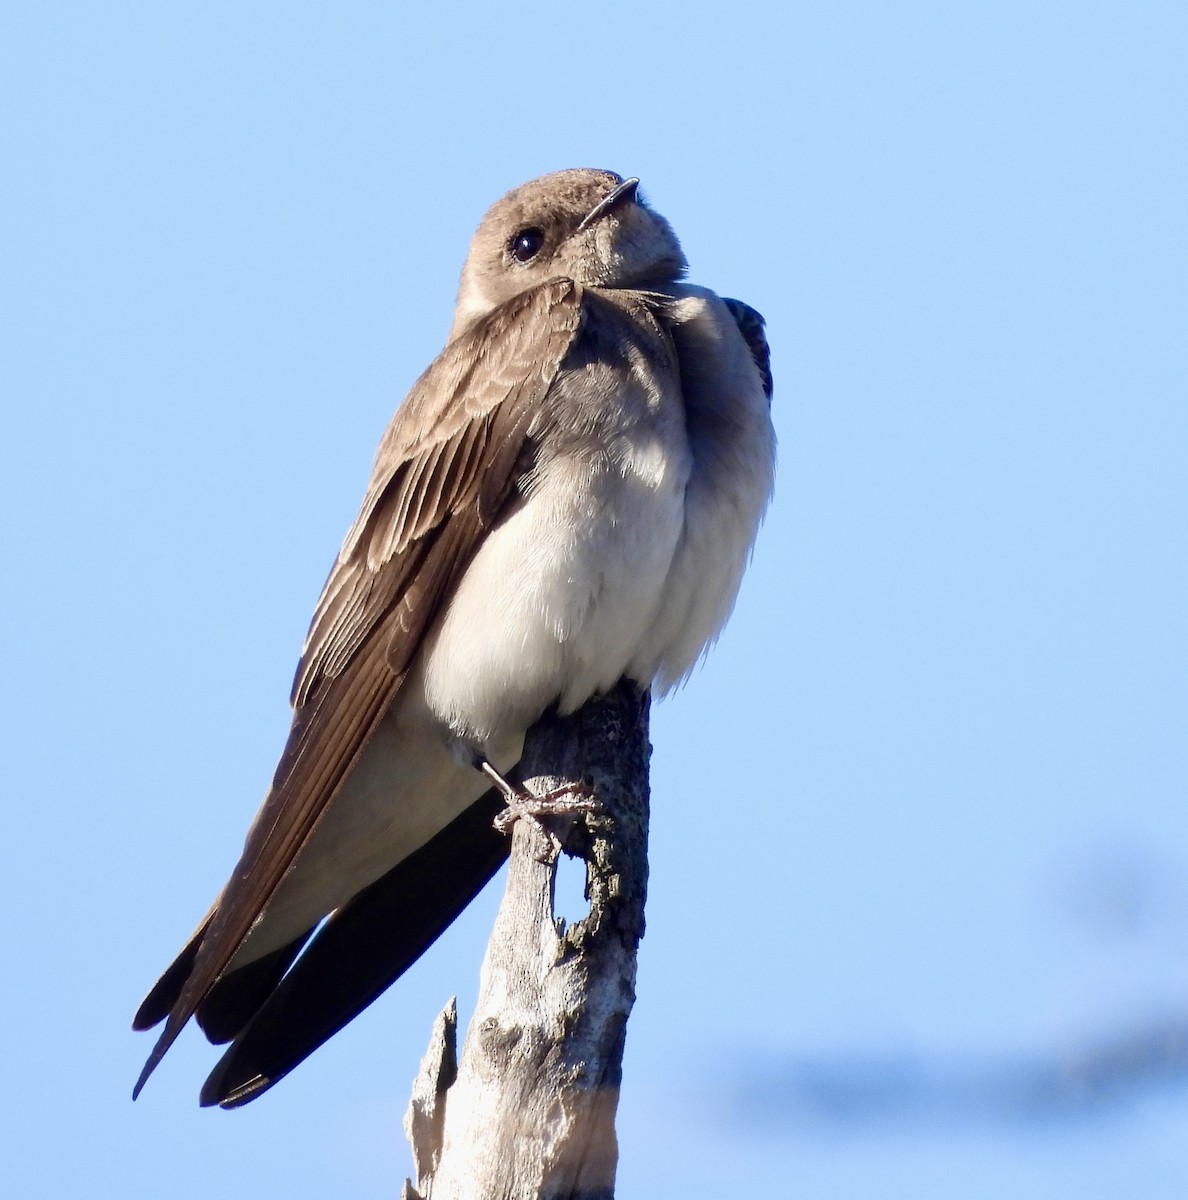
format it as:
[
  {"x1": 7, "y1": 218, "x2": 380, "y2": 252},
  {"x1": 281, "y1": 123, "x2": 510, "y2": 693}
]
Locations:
[{"x1": 402, "y1": 680, "x2": 651, "y2": 1200}]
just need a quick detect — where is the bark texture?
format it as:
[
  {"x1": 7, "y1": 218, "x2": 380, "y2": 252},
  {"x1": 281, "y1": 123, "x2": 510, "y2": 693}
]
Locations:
[{"x1": 403, "y1": 680, "x2": 651, "y2": 1200}]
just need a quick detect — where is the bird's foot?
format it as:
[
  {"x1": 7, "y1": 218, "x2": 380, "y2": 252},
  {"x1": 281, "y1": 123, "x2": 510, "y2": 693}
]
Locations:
[
  {"x1": 478, "y1": 761, "x2": 598, "y2": 854},
  {"x1": 491, "y1": 781, "x2": 599, "y2": 836}
]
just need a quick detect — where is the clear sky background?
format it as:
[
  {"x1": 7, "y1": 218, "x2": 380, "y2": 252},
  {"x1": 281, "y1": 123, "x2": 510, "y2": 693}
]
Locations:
[{"x1": 3, "y1": 2, "x2": 1186, "y2": 1196}]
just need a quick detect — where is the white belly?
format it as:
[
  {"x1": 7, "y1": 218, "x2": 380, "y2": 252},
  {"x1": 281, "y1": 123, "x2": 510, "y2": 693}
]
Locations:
[{"x1": 422, "y1": 422, "x2": 693, "y2": 745}]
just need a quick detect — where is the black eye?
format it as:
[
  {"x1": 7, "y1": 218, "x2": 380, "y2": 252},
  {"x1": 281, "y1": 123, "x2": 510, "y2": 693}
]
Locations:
[{"x1": 510, "y1": 227, "x2": 544, "y2": 262}]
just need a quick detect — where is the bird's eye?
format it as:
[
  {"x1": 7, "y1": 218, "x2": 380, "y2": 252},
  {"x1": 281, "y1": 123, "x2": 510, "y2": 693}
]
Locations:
[{"x1": 509, "y1": 228, "x2": 544, "y2": 262}]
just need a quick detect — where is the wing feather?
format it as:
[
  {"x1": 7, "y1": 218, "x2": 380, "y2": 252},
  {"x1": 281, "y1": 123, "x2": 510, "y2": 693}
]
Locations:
[{"x1": 133, "y1": 279, "x2": 584, "y2": 1097}]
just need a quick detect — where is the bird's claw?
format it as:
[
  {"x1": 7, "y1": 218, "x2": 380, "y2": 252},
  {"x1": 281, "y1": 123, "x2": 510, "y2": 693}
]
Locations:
[{"x1": 492, "y1": 781, "x2": 599, "y2": 836}]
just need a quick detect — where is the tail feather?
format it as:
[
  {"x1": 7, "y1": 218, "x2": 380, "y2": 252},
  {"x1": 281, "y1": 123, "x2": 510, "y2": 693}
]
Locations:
[
  {"x1": 132, "y1": 915, "x2": 212, "y2": 1032},
  {"x1": 196, "y1": 935, "x2": 312, "y2": 1045},
  {"x1": 201, "y1": 790, "x2": 508, "y2": 1107}
]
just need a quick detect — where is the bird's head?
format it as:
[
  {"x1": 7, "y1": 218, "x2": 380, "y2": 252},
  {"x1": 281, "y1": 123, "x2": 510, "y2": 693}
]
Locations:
[{"x1": 451, "y1": 169, "x2": 687, "y2": 337}]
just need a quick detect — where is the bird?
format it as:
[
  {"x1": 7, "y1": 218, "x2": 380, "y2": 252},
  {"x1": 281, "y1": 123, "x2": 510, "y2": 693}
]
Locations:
[{"x1": 132, "y1": 168, "x2": 776, "y2": 1108}]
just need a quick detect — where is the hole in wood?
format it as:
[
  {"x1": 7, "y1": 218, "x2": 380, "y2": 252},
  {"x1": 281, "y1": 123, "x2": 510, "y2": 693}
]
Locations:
[{"x1": 551, "y1": 848, "x2": 591, "y2": 929}]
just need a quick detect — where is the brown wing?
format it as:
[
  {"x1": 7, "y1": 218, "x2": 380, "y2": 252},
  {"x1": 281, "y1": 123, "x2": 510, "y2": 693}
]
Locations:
[{"x1": 133, "y1": 278, "x2": 584, "y2": 1097}]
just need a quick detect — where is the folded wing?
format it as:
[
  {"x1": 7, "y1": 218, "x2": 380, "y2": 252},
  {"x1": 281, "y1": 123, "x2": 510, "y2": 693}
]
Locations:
[{"x1": 132, "y1": 280, "x2": 585, "y2": 1097}]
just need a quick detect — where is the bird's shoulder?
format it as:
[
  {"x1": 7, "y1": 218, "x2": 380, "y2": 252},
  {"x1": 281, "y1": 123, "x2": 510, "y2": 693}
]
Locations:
[
  {"x1": 363, "y1": 278, "x2": 588, "y2": 498},
  {"x1": 720, "y1": 296, "x2": 773, "y2": 402}
]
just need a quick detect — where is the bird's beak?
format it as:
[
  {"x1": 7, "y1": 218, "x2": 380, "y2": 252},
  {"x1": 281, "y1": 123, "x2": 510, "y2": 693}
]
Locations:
[{"x1": 576, "y1": 177, "x2": 641, "y2": 232}]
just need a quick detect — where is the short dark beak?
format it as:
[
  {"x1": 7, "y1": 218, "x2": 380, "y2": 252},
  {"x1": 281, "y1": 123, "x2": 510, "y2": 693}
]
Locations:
[{"x1": 576, "y1": 177, "x2": 641, "y2": 232}]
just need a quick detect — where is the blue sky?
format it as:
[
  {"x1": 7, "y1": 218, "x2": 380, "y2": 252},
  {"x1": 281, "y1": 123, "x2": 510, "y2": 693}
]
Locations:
[{"x1": 3, "y1": 2, "x2": 1186, "y2": 1196}]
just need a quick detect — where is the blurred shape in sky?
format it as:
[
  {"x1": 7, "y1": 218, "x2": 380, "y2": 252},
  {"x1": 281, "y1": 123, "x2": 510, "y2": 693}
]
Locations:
[{"x1": 724, "y1": 1015, "x2": 1188, "y2": 1133}]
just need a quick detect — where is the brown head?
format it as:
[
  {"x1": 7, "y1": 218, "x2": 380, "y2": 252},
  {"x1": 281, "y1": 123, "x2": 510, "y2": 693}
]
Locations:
[{"x1": 451, "y1": 169, "x2": 687, "y2": 337}]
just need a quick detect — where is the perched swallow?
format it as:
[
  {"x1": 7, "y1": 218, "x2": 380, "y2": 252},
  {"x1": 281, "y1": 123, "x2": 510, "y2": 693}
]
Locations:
[{"x1": 133, "y1": 169, "x2": 776, "y2": 1107}]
